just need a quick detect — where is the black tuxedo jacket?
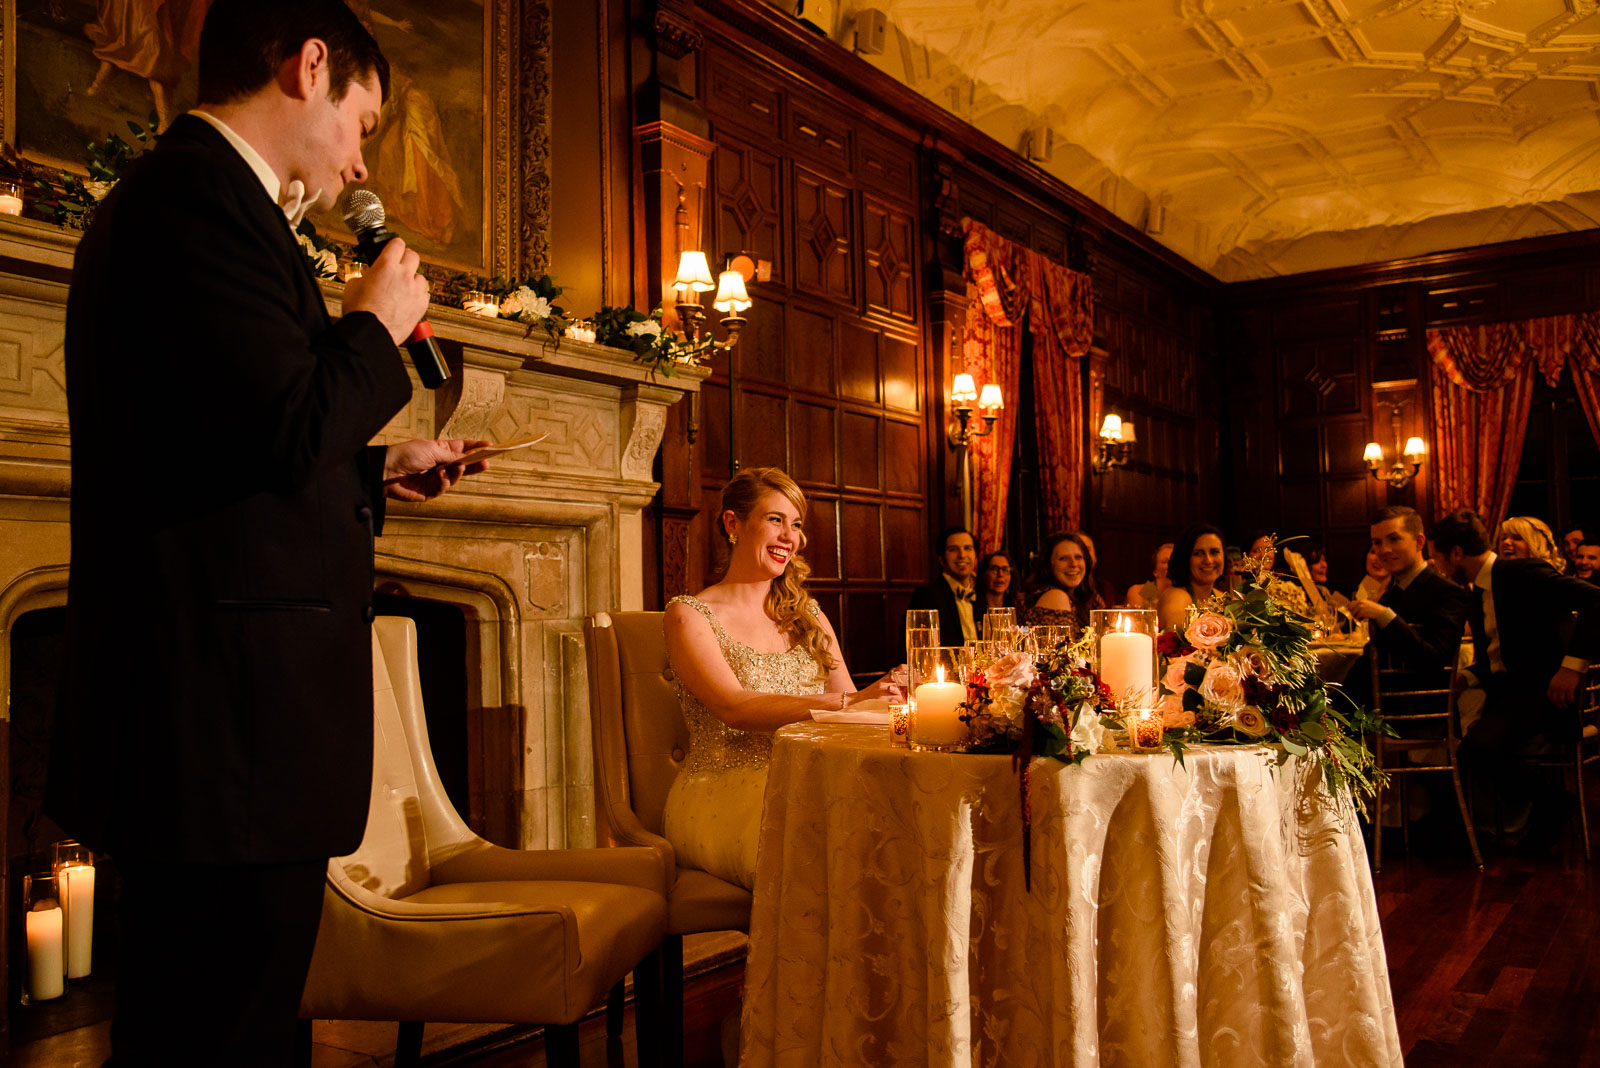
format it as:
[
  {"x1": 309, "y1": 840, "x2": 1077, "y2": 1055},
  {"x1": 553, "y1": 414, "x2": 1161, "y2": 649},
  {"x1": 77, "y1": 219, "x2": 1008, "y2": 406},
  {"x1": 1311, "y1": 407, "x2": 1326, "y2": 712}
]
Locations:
[
  {"x1": 907, "y1": 577, "x2": 970, "y2": 651},
  {"x1": 49, "y1": 116, "x2": 412, "y2": 864},
  {"x1": 1469, "y1": 557, "x2": 1600, "y2": 702},
  {"x1": 1372, "y1": 566, "x2": 1471, "y2": 671}
]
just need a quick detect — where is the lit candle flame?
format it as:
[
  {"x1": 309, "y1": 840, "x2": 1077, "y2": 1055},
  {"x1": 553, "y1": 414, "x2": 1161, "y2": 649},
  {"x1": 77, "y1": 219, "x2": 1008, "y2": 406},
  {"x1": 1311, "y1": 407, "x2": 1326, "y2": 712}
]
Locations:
[
  {"x1": 935, "y1": 664, "x2": 945, "y2": 684},
  {"x1": 1119, "y1": 615, "x2": 1131, "y2": 633}
]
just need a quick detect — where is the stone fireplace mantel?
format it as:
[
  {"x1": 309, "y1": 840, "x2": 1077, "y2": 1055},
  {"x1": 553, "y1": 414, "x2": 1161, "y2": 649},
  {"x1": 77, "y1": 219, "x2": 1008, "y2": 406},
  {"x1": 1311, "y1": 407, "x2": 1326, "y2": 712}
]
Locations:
[{"x1": 0, "y1": 214, "x2": 703, "y2": 856}]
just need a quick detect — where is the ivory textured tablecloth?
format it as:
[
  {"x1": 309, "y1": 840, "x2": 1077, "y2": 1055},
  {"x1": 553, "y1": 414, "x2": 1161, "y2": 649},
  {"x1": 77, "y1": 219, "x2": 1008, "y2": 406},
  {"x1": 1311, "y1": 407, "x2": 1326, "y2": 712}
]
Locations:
[{"x1": 740, "y1": 724, "x2": 1402, "y2": 1067}]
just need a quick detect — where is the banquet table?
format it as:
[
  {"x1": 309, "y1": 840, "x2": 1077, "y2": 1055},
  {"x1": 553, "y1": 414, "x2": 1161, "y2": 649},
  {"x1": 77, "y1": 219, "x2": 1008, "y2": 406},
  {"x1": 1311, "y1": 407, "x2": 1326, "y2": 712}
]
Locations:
[{"x1": 740, "y1": 724, "x2": 1402, "y2": 1067}]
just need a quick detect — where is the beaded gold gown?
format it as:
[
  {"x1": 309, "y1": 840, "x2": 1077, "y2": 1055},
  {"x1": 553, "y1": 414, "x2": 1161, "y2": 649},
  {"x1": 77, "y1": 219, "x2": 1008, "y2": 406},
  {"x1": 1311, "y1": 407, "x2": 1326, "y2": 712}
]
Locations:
[{"x1": 663, "y1": 595, "x2": 827, "y2": 890}]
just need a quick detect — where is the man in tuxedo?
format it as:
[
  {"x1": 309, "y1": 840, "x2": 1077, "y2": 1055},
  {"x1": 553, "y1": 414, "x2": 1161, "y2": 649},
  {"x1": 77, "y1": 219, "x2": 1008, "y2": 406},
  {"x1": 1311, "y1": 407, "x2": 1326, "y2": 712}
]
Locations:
[
  {"x1": 1429, "y1": 510, "x2": 1600, "y2": 854},
  {"x1": 1561, "y1": 525, "x2": 1586, "y2": 571},
  {"x1": 909, "y1": 526, "x2": 979, "y2": 648},
  {"x1": 1575, "y1": 542, "x2": 1599, "y2": 584},
  {"x1": 49, "y1": 3, "x2": 485, "y2": 1062},
  {"x1": 1348, "y1": 506, "x2": 1471, "y2": 676}
]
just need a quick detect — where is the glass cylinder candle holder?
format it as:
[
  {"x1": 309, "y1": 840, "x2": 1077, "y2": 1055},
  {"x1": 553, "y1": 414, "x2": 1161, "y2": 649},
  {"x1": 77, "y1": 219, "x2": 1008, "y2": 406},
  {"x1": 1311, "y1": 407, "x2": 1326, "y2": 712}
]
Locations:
[
  {"x1": 909, "y1": 646, "x2": 968, "y2": 751},
  {"x1": 1126, "y1": 708, "x2": 1164, "y2": 751},
  {"x1": 1091, "y1": 609, "x2": 1158, "y2": 710},
  {"x1": 51, "y1": 840, "x2": 95, "y2": 980},
  {"x1": 0, "y1": 181, "x2": 22, "y2": 216},
  {"x1": 21, "y1": 873, "x2": 65, "y2": 1004},
  {"x1": 905, "y1": 609, "x2": 940, "y2": 693},
  {"x1": 888, "y1": 702, "x2": 911, "y2": 748}
]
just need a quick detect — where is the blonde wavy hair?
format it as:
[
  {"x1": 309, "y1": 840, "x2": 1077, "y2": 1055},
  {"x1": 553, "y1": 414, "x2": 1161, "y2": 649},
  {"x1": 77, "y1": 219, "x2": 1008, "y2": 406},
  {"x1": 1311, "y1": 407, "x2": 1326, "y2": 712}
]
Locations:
[
  {"x1": 1495, "y1": 515, "x2": 1565, "y2": 572},
  {"x1": 719, "y1": 467, "x2": 837, "y2": 671}
]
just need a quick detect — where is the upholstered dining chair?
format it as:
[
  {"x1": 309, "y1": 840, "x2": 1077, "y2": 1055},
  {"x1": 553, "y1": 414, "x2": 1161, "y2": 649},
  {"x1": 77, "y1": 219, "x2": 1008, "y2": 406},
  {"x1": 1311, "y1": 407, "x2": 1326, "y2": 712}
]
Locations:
[
  {"x1": 298, "y1": 616, "x2": 669, "y2": 1068},
  {"x1": 584, "y1": 611, "x2": 754, "y2": 1068}
]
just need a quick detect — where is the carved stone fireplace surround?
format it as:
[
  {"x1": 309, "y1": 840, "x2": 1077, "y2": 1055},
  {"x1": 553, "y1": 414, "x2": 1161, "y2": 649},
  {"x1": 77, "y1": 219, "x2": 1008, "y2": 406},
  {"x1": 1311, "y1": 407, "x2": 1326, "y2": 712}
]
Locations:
[{"x1": 0, "y1": 214, "x2": 702, "y2": 865}]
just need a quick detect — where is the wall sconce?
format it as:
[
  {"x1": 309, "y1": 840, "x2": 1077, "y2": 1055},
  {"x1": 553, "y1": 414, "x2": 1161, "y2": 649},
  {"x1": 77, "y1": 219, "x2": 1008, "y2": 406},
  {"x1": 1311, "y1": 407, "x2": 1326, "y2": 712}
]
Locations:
[
  {"x1": 673, "y1": 250, "x2": 749, "y2": 356},
  {"x1": 946, "y1": 372, "x2": 1004, "y2": 533},
  {"x1": 1365, "y1": 425, "x2": 1426, "y2": 489},
  {"x1": 1091, "y1": 412, "x2": 1135, "y2": 474},
  {"x1": 947, "y1": 373, "x2": 1004, "y2": 448}
]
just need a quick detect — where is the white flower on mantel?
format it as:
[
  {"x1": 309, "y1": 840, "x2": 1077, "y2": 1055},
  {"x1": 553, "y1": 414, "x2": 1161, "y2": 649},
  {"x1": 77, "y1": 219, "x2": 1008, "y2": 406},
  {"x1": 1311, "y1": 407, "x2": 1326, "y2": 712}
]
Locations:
[
  {"x1": 524, "y1": 294, "x2": 552, "y2": 320},
  {"x1": 626, "y1": 320, "x2": 662, "y2": 338},
  {"x1": 1068, "y1": 707, "x2": 1105, "y2": 753},
  {"x1": 85, "y1": 180, "x2": 114, "y2": 202}
]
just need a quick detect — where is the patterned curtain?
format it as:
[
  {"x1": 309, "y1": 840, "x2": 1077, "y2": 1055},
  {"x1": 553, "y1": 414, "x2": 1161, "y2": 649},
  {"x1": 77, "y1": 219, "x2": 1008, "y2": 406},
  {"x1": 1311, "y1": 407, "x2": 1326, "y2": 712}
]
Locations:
[
  {"x1": 1425, "y1": 311, "x2": 1600, "y2": 530},
  {"x1": 961, "y1": 221, "x2": 1094, "y2": 552}
]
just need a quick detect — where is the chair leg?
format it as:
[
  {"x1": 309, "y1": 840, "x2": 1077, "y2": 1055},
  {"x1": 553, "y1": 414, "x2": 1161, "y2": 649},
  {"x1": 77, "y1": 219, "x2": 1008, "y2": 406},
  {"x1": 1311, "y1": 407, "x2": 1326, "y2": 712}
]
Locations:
[
  {"x1": 293, "y1": 1018, "x2": 313, "y2": 1068},
  {"x1": 663, "y1": 934, "x2": 685, "y2": 1068},
  {"x1": 545, "y1": 1022, "x2": 581, "y2": 1068},
  {"x1": 1577, "y1": 748, "x2": 1592, "y2": 863},
  {"x1": 394, "y1": 1021, "x2": 424, "y2": 1068},
  {"x1": 1448, "y1": 753, "x2": 1484, "y2": 870},
  {"x1": 607, "y1": 978, "x2": 626, "y2": 1041},
  {"x1": 634, "y1": 947, "x2": 665, "y2": 1068},
  {"x1": 1400, "y1": 774, "x2": 1411, "y2": 859}
]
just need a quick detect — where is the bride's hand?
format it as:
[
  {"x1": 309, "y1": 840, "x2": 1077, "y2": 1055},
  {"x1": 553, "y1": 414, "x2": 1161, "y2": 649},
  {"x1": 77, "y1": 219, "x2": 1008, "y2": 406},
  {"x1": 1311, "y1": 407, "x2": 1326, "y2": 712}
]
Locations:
[{"x1": 845, "y1": 666, "x2": 906, "y2": 707}]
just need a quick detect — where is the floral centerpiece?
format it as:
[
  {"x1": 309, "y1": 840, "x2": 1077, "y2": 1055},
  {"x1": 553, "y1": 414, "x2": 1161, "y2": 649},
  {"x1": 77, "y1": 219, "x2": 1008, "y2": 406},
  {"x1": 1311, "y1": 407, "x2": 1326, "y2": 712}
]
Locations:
[
  {"x1": 592, "y1": 304, "x2": 707, "y2": 376},
  {"x1": 954, "y1": 536, "x2": 1387, "y2": 888}
]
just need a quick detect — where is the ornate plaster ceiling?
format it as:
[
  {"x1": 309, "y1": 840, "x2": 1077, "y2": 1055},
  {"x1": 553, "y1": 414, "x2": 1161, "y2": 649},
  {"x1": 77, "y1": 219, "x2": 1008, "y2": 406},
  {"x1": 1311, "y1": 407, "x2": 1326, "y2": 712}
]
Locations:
[{"x1": 834, "y1": 0, "x2": 1600, "y2": 278}]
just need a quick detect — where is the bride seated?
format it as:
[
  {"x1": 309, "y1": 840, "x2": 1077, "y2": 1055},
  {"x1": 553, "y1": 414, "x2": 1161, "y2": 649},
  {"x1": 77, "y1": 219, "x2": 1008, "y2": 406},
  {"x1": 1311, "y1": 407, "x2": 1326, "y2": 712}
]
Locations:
[{"x1": 663, "y1": 467, "x2": 902, "y2": 889}]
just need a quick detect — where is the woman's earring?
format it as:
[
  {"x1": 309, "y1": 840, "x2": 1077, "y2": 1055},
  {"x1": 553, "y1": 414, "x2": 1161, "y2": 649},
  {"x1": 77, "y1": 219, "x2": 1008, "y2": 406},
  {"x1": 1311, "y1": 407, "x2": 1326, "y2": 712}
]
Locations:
[{"x1": 729, "y1": 533, "x2": 738, "y2": 546}]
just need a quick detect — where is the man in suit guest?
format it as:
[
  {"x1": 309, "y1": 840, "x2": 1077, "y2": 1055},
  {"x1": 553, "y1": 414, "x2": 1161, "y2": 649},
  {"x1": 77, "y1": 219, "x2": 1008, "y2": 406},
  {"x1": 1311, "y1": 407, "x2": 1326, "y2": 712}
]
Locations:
[
  {"x1": 1561, "y1": 525, "x2": 1587, "y2": 571},
  {"x1": 1348, "y1": 506, "x2": 1471, "y2": 674},
  {"x1": 48, "y1": 3, "x2": 486, "y2": 1062},
  {"x1": 909, "y1": 526, "x2": 979, "y2": 648},
  {"x1": 1575, "y1": 542, "x2": 1599, "y2": 585},
  {"x1": 1428, "y1": 510, "x2": 1600, "y2": 854}
]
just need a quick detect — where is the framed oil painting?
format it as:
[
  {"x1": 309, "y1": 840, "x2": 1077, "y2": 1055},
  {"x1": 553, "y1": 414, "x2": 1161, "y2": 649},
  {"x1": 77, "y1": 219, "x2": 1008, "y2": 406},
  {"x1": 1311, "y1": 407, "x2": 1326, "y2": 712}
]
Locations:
[{"x1": 1, "y1": 0, "x2": 548, "y2": 276}]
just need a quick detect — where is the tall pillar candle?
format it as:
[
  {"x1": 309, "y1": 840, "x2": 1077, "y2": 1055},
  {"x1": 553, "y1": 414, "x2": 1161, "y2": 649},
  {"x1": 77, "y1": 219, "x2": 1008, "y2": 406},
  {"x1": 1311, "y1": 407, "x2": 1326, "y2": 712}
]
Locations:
[
  {"x1": 61, "y1": 865, "x2": 95, "y2": 978},
  {"x1": 1100, "y1": 628, "x2": 1154, "y2": 704},
  {"x1": 913, "y1": 667, "x2": 967, "y2": 746},
  {"x1": 26, "y1": 906, "x2": 65, "y2": 1002}
]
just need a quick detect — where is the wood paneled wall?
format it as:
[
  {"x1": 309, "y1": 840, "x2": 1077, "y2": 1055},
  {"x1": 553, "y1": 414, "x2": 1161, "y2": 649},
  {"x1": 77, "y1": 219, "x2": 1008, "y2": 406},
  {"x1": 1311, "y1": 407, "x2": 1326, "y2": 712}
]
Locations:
[
  {"x1": 684, "y1": 36, "x2": 934, "y2": 676},
  {"x1": 1221, "y1": 234, "x2": 1600, "y2": 588}
]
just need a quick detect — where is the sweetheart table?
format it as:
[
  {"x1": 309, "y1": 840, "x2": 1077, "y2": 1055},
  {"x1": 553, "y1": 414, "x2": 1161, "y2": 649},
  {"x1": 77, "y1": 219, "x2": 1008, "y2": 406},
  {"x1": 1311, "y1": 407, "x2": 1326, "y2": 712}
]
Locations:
[{"x1": 739, "y1": 724, "x2": 1402, "y2": 1067}]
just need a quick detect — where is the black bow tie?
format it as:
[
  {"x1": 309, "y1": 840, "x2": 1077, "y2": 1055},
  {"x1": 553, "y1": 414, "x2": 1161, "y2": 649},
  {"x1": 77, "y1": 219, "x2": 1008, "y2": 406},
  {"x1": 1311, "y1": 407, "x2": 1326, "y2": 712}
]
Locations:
[{"x1": 954, "y1": 586, "x2": 975, "y2": 603}]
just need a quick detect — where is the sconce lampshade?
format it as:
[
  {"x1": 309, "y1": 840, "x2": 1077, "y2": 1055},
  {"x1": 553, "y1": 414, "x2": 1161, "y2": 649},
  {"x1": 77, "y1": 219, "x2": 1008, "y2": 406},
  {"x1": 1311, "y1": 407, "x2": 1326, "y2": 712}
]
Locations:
[
  {"x1": 1363, "y1": 442, "x2": 1384, "y2": 465},
  {"x1": 978, "y1": 383, "x2": 1004, "y2": 410},
  {"x1": 1119, "y1": 420, "x2": 1136, "y2": 443},
  {"x1": 713, "y1": 270, "x2": 752, "y2": 313},
  {"x1": 1403, "y1": 436, "x2": 1426, "y2": 461},
  {"x1": 674, "y1": 251, "x2": 716, "y2": 293},
  {"x1": 1099, "y1": 413, "x2": 1123, "y2": 442},
  {"x1": 952, "y1": 373, "x2": 979, "y2": 404}
]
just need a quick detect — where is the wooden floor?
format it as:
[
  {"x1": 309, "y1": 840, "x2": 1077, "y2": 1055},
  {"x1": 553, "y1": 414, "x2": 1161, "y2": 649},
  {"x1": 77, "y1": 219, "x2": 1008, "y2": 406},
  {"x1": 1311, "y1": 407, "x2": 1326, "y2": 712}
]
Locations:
[{"x1": 14, "y1": 832, "x2": 1600, "y2": 1066}]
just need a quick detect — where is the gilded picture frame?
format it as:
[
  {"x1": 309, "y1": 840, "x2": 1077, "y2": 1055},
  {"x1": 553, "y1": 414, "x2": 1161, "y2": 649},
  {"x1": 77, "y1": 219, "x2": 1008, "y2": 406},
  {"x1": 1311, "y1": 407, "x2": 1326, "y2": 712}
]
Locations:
[{"x1": 0, "y1": 0, "x2": 550, "y2": 277}]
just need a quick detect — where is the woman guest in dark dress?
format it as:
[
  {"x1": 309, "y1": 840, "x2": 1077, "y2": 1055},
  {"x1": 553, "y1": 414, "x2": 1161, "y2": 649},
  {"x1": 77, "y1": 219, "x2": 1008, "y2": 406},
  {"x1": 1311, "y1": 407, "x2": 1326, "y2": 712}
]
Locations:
[
  {"x1": 1158, "y1": 523, "x2": 1229, "y2": 630},
  {"x1": 977, "y1": 550, "x2": 1022, "y2": 623},
  {"x1": 1024, "y1": 531, "x2": 1104, "y2": 634}
]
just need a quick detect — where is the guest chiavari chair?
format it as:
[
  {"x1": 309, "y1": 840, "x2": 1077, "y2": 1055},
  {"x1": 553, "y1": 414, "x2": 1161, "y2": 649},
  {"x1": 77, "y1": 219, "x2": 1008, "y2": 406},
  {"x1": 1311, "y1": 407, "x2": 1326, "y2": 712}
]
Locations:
[
  {"x1": 1525, "y1": 666, "x2": 1600, "y2": 861},
  {"x1": 584, "y1": 611, "x2": 754, "y2": 1068},
  {"x1": 1370, "y1": 654, "x2": 1483, "y2": 872}
]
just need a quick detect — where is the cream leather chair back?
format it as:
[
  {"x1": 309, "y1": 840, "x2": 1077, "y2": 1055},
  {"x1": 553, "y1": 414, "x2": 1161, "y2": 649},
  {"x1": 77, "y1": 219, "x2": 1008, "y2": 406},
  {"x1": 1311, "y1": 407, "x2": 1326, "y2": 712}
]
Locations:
[{"x1": 588, "y1": 611, "x2": 689, "y2": 836}]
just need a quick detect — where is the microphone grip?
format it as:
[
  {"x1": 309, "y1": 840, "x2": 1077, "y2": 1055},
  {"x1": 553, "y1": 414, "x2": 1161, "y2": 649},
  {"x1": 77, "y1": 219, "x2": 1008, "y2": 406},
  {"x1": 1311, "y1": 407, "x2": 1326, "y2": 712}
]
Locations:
[{"x1": 405, "y1": 320, "x2": 450, "y2": 390}]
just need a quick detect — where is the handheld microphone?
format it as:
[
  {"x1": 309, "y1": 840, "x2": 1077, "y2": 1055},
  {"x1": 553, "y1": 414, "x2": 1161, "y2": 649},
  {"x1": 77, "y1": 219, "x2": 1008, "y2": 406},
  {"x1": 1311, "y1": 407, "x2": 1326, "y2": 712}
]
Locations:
[{"x1": 341, "y1": 189, "x2": 450, "y2": 389}]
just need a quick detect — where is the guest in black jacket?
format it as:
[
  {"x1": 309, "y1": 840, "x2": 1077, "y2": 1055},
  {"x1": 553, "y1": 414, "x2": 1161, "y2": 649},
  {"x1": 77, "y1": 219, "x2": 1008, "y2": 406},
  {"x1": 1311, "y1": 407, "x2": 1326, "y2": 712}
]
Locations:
[
  {"x1": 49, "y1": 4, "x2": 485, "y2": 1061},
  {"x1": 908, "y1": 526, "x2": 978, "y2": 648},
  {"x1": 1429, "y1": 510, "x2": 1600, "y2": 853},
  {"x1": 1349, "y1": 506, "x2": 1471, "y2": 675}
]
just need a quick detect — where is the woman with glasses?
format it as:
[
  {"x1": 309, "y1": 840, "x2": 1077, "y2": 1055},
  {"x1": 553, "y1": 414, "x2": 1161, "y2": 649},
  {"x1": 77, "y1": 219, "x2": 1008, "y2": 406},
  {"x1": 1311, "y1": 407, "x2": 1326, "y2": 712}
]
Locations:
[{"x1": 977, "y1": 550, "x2": 1022, "y2": 620}]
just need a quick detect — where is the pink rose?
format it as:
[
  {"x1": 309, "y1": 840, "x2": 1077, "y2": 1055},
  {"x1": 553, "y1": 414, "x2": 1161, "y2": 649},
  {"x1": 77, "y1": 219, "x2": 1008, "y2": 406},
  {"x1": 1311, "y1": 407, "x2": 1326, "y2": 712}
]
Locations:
[
  {"x1": 1232, "y1": 707, "x2": 1270, "y2": 737},
  {"x1": 1185, "y1": 612, "x2": 1233, "y2": 650},
  {"x1": 1159, "y1": 692, "x2": 1195, "y2": 729},
  {"x1": 1163, "y1": 655, "x2": 1196, "y2": 693},
  {"x1": 1199, "y1": 660, "x2": 1246, "y2": 711},
  {"x1": 1233, "y1": 646, "x2": 1273, "y2": 681}
]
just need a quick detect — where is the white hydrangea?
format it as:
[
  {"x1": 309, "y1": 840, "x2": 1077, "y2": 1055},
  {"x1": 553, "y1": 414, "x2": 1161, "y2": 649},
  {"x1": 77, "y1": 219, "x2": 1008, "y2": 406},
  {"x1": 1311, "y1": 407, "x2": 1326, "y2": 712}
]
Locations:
[{"x1": 625, "y1": 320, "x2": 662, "y2": 338}]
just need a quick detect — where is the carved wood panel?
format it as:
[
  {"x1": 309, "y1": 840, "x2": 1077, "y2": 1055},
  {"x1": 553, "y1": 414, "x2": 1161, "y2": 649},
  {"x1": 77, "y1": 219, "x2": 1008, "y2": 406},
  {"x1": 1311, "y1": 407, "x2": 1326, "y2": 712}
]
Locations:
[
  {"x1": 863, "y1": 196, "x2": 917, "y2": 323},
  {"x1": 714, "y1": 135, "x2": 784, "y2": 286},
  {"x1": 793, "y1": 167, "x2": 855, "y2": 304},
  {"x1": 789, "y1": 99, "x2": 854, "y2": 178}
]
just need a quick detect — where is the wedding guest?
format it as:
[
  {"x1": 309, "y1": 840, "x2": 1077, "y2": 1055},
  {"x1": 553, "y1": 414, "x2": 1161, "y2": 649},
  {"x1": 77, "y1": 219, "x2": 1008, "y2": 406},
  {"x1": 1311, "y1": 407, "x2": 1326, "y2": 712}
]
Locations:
[
  {"x1": 1303, "y1": 543, "x2": 1334, "y2": 605},
  {"x1": 663, "y1": 467, "x2": 902, "y2": 888},
  {"x1": 1495, "y1": 515, "x2": 1565, "y2": 572},
  {"x1": 1159, "y1": 524, "x2": 1228, "y2": 629},
  {"x1": 908, "y1": 526, "x2": 979, "y2": 648},
  {"x1": 1074, "y1": 531, "x2": 1121, "y2": 609},
  {"x1": 1354, "y1": 543, "x2": 1390, "y2": 602},
  {"x1": 1429, "y1": 509, "x2": 1600, "y2": 855},
  {"x1": 1124, "y1": 542, "x2": 1173, "y2": 609},
  {"x1": 1024, "y1": 531, "x2": 1104, "y2": 633},
  {"x1": 1576, "y1": 542, "x2": 1600, "y2": 584},
  {"x1": 1561, "y1": 525, "x2": 1586, "y2": 570},
  {"x1": 977, "y1": 550, "x2": 1022, "y2": 617},
  {"x1": 1348, "y1": 506, "x2": 1470, "y2": 673}
]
